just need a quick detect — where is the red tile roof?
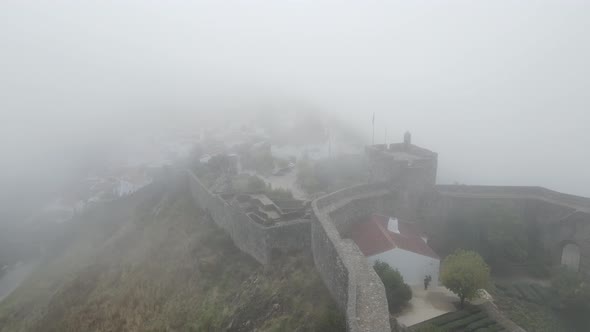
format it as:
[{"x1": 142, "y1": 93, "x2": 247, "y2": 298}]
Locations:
[{"x1": 349, "y1": 214, "x2": 439, "y2": 259}]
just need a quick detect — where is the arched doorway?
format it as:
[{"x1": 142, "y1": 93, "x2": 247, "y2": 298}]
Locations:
[{"x1": 561, "y1": 243, "x2": 581, "y2": 271}]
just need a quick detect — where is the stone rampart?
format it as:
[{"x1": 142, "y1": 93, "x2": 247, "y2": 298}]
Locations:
[
  {"x1": 426, "y1": 184, "x2": 590, "y2": 275},
  {"x1": 311, "y1": 182, "x2": 402, "y2": 332},
  {"x1": 187, "y1": 170, "x2": 310, "y2": 265}
]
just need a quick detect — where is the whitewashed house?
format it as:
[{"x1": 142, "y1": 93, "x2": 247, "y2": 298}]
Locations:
[{"x1": 350, "y1": 214, "x2": 440, "y2": 287}]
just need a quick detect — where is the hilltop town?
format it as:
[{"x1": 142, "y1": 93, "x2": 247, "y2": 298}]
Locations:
[
  {"x1": 186, "y1": 124, "x2": 590, "y2": 331},
  {"x1": 2, "y1": 119, "x2": 590, "y2": 332}
]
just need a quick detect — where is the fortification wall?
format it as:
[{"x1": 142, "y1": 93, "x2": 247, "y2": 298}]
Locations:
[
  {"x1": 424, "y1": 185, "x2": 590, "y2": 275},
  {"x1": 187, "y1": 170, "x2": 310, "y2": 265},
  {"x1": 434, "y1": 185, "x2": 590, "y2": 212},
  {"x1": 311, "y1": 182, "x2": 402, "y2": 332},
  {"x1": 266, "y1": 220, "x2": 311, "y2": 257}
]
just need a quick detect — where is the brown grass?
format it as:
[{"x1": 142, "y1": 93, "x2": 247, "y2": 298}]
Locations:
[{"x1": 0, "y1": 187, "x2": 343, "y2": 332}]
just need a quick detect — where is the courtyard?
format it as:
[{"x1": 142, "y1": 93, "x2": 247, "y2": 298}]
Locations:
[{"x1": 396, "y1": 285, "x2": 458, "y2": 327}]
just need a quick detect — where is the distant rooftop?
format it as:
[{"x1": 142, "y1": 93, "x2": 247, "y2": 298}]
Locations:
[
  {"x1": 366, "y1": 143, "x2": 437, "y2": 162},
  {"x1": 366, "y1": 131, "x2": 436, "y2": 161}
]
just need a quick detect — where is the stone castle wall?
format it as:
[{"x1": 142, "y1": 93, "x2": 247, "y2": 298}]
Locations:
[
  {"x1": 187, "y1": 170, "x2": 310, "y2": 265},
  {"x1": 423, "y1": 185, "x2": 590, "y2": 275},
  {"x1": 186, "y1": 157, "x2": 590, "y2": 331},
  {"x1": 188, "y1": 167, "x2": 407, "y2": 331},
  {"x1": 311, "y1": 182, "x2": 405, "y2": 332}
]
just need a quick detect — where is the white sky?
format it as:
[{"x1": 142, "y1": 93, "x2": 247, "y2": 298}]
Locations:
[{"x1": 1, "y1": 1, "x2": 589, "y2": 196}]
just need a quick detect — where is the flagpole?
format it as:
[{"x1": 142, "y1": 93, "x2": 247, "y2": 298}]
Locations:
[{"x1": 372, "y1": 113, "x2": 375, "y2": 145}]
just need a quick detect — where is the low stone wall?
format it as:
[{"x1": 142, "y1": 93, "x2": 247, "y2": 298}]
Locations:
[
  {"x1": 187, "y1": 170, "x2": 310, "y2": 265},
  {"x1": 312, "y1": 182, "x2": 403, "y2": 332}
]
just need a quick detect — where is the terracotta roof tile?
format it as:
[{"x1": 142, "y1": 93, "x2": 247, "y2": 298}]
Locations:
[{"x1": 349, "y1": 214, "x2": 439, "y2": 259}]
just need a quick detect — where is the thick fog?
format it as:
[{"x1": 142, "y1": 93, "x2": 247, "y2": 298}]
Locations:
[{"x1": 1, "y1": 0, "x2": 589, "y2": 223}]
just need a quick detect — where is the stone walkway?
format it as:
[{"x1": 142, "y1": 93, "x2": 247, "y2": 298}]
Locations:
[{"x1": 396, "y1": 285, "x2": 458, "y2": 327}]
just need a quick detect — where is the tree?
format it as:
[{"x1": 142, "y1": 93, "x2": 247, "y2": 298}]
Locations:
[
  {"x1": 373, "y1": 261, "x2": 412, "y2": 313},
  {"x1": 440, "y1": 250, "x2": 490, "y2": 307}
]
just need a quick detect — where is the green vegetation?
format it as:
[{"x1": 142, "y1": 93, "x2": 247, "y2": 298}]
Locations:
[
  {"x1": 411, "y1": 305, "x2": 503, "y2": 332},
  {"x1": 0, "y1": 187, "x2": 343, "y2": 332},
  {"x1": 373, "y1": 261, "x2": 412, "y2": 313},
  {"x1": 440, "y1": 250, "x2": 490, "y2": 307},
  {"x1": 440, "y1": 203, "x2": 531, "y2": 269}
]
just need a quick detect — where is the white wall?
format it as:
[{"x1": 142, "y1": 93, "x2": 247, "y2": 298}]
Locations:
[{"x1": 369, "y1": 248, "x2": 440, "y2": 288}]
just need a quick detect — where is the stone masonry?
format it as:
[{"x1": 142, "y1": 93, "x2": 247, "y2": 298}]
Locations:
[{"x1": 186, "y1": 133, "x2": 590, "y2": 332}]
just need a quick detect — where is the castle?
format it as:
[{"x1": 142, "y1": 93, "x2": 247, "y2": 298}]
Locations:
[{"x1": 187, "y1": 133, "x2": 590, "y2": 332}]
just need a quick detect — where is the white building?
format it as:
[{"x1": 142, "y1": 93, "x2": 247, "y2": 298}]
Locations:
[{"x1": 350, "y1": 214, "x2": 440, "y2": 288}]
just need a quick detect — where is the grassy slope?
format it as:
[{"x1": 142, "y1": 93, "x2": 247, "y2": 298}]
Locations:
[{"x1": 0, "y1": 184, "x2": 344, "y2": 332}]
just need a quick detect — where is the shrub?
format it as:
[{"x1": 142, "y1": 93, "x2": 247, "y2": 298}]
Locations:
[
  {"x1": 440, "y1": 250, "x2": 490, "y2": 307},
  {"x1": 373, "y1": 261, "x2": 412, "y2": 313}
]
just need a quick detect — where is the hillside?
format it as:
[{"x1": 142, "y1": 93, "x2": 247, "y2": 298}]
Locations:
[{"x1": 0, "y1": 182, "x2": 344, "y2": 332}]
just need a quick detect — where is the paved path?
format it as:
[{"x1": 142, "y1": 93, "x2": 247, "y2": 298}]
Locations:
[{"x1": 396, "y1": 285, "x2": 457, "y2": 327}]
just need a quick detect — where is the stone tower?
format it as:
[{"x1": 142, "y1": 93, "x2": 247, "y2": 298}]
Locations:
[
  {"x1": 404, "y1": 131, "x2": 412, "y2": 149},
  {"x1": 366, "y1": 133, "x2": 438, "y2": 187}
]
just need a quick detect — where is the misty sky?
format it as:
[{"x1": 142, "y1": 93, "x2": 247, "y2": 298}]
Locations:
[{"x1": 1, "y1": 1, "x2": 589, "y2": 201}]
